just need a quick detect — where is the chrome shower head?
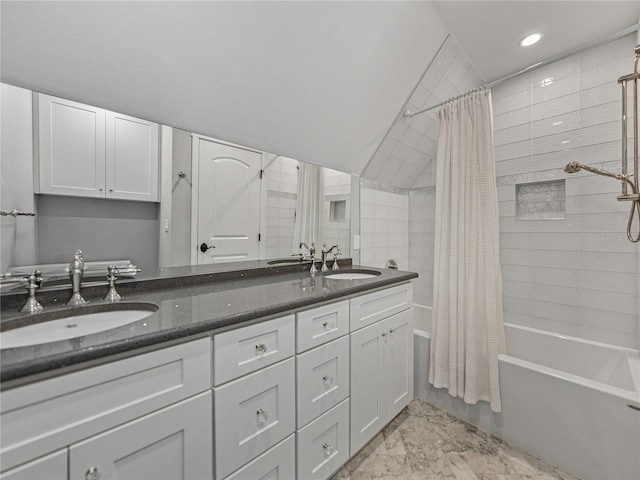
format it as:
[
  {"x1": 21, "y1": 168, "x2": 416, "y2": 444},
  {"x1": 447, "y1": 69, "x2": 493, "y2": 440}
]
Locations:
[{"x1": 563, "y1": 161, "x2": 582, "y2": 174}]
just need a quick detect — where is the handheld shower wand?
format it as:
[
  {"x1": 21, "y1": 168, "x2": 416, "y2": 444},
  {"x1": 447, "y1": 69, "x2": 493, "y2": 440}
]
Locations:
[
  {"x1": 563, "y1": 44, "x2": 640, "y2": 243},
  {"x1": 564, "y1": 161, "x2": 639, "y2": 242}
]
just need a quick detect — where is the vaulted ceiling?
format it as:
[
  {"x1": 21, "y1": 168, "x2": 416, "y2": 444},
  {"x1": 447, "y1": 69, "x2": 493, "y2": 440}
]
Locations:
[
  {"x1": 2, "y1": 1, "x2": 639, "y2": 187},
  {"x1": 0, "y1": 1, "x2": 448, "y2": 176}
]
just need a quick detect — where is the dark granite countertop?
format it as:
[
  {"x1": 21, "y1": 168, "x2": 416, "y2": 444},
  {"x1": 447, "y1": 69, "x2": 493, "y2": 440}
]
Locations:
[{"x1": 1, "y1": 261, "x2": 416, "y2": 386}]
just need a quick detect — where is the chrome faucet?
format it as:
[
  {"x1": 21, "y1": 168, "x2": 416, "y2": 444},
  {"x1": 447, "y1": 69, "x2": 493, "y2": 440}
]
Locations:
[
  {"x1": 66, "y1": 249, "x2": 88, "y2": 305},
  {"x1": 299, "y1": 242, "x2": 318, "y2": 273},
  {"x1": 321, "y1": 244, "x2": 341, "y2": 272},
  {"x1": 19, "y1": 270, "x2": 44, "y2": 313},
  {"x1": 103, "y1": 265, "x2": 122, "y2": 303}
]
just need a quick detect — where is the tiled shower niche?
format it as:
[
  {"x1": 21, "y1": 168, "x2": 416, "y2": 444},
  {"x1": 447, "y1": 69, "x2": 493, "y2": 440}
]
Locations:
[{"x1": 515, "y1": 180, "x2": 566, "y2": 220}]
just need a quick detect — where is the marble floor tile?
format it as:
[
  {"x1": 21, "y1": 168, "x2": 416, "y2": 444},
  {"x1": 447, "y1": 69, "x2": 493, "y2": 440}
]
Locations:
[{"x1": 331, "y1": 399, "x2": 579, "y2": 480}]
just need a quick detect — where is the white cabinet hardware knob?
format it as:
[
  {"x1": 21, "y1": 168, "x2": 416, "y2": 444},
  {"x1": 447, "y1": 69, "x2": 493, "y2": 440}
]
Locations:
[
  {"x1": 255, "y1": 343, "x2": 267, "y2": 354},
  {"x1": 322, "y1": 374, "x2": 334, "y2": 385},
  {"x1": 381, "y1": 332, "x2": 387, "y2": 337},
  {"x1": 389, "y1": 328, "x2": 394, "y2": 334},
  {"x1": 85, "y1": 467, "x2": 101, "y2": 480}
]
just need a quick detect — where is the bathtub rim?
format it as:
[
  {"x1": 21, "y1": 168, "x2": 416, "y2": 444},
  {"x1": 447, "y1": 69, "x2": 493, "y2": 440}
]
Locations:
[{"x1": 414, "y1": 325, "x2": 640, "y2": 405}]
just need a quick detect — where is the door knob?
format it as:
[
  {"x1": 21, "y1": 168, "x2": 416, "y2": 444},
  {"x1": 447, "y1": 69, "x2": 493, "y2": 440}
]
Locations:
[{"x1": 200, "y1": 242, "x2": 215, "y2": 253}]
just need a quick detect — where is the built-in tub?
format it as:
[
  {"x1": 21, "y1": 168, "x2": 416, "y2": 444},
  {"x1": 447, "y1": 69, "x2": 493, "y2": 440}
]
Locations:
[{"x1": 414, "y1": 324, "x2": 640, "y2": 480}]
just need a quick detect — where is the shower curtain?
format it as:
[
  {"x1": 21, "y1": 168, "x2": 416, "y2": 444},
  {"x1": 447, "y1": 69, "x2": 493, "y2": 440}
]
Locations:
[
  {"x1": 292, "y1": 162, "x2": 325, "y2": 252},
  {"x1": 428, "y1": 89, "x2": 506, "y2": 413}
]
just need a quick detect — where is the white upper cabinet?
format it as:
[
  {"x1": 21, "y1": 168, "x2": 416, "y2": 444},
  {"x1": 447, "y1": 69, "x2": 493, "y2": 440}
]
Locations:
[
  {"x1": 35, "y1": 94, "x2": 159, "y2": 202},
  {"x1": 105, "y1": 111, "x2": 159, "y2": 201},
  {"x1": 35, "y1": 94, "x2": 106, "y2": 198}
]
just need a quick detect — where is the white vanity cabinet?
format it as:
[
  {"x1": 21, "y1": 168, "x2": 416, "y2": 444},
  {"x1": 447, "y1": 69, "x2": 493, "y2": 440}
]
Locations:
[
  {"x1": 0, "y1": 337, "x2": 211, "y2": 479},
  {"x1": 1, "y1": 279, "x2": 415, "y2": 480},
  {"x1": 295, "y1": 300, "x2": 351, "y2": 480},
  {"x1": 35, "y1": 93, "x2": 159, "y2": 202},
  {"x1": 69, "y1": 392, "x2": 212, "y2": 480},
  {"x1": 212, "y1": 315, "x2": 296, "y2": 480},
  {"x1": 349, "y1": 284, "x2": 414, "y2": 455}
]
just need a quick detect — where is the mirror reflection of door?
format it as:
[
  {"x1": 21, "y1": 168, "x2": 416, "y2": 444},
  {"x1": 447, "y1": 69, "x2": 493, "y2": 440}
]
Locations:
[{"x1": 191, "y1": 137, "x2": 263, "y2": 264}]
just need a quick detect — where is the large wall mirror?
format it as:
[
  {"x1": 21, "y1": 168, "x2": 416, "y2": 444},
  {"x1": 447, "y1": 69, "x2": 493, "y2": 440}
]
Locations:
[
  {"x1": 171, "y1": 129, "x2": 351, "y2": 267},
  {"x1": 1, "y1": 86, "x2": 354, "y2": 276}
]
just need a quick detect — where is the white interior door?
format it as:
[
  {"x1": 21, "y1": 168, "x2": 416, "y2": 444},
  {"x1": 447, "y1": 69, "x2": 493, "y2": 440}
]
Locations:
[{"x1": 191, "y1": 136, "x2": 263, "y2": 264}]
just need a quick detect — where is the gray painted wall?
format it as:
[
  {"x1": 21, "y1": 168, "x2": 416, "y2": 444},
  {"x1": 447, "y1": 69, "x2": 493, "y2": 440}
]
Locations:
[
  {"x1": 170, "y1": 128, "x2": 193, "y2": 266},
  {"x1": 36, "y1": 195, "x2": 159, "y2": 272}
]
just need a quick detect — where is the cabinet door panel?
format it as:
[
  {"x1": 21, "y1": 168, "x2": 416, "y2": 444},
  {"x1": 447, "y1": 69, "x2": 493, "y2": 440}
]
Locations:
[
  {"x1": 1, "y1": 338, "x2": 210, "y2": 471},
  {"x1": 384, "y1": 308, "x2": 414, "y2": 420},
  {"x1": 0, "y1": 449, "x2": 67, "y2": 480},
  {"x1": 349, "y1": 322, "x2": 385, "y2": 454},
  {"x1": 214, "y1": 358, "x2": 295, "y2": 479},
  {"x1": 297, "y1": 399, "x2": 350, "y2": 480},
  {"x1": 225, "y1": 435, "x2": 295, "y2": 480},
  {"x1": 69, "y1": 392, "x2": 212, "y2": 480},
  {"x1": 105, "y1": 111, "x2": 159, "y2": 201},
  {"x1": 37, "y1": 93, "x2": 105, "y2": 197},
  {"x1": 296, "y1": 335, "x2": 349, "y2": 428}
]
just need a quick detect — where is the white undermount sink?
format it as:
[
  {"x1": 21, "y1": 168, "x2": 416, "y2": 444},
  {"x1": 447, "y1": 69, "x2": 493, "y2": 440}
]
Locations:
[
  {"x1": 324, "y1": 270, "x2": 381, "y2": 280},
  {"x1": 0, "y1": 303, "x2": 158, "y2": 349}
]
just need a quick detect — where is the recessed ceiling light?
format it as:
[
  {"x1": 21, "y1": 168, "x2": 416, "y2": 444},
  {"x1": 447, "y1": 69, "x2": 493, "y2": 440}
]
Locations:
[{"x1": 520, "y1": 32, "x2": 542, "y2": 47}]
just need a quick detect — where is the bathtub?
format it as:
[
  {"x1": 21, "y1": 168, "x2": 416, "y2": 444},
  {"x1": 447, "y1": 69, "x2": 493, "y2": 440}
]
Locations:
[{"x1": 414, "y1": 324, "x2": 640, "y2": 480}]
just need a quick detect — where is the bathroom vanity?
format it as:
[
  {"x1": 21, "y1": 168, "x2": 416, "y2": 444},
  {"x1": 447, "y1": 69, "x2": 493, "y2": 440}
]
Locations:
[{"x1": 0, "y1": 262, "x2": 416, "y2": 480}]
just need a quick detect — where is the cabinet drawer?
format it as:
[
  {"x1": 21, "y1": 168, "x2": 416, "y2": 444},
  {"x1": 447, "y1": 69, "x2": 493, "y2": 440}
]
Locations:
[
  {"x1": 297, "y1": 399, "x2": 350, "y2": 480},
  {"x1": 213, "y1": 314, "x2": 295, "y2": 385},
  {"x1": 0, "y1": 338, "x2": 211, "y2": 472},
  {"x1": 70, "y1": 391, "x2": 212, "y2": 480},
  {"x1": 224, "y1": 434, "x2": 295, "y2": 480},
  {"x1": 214, "y1": 358, "x2": 295, "y2": 479},
  {"x1": 296, "y1": 300, "x2": 349, "y2": 353},
  {"x1": 0, "y1": 449, "x2": 67, "y2": 480},
  {"x1": 350, "y1": 283, "x2": 413, "y2": 331},
  {"x1": 296, "y1": 336, "x2": 349, "y2": 428}
]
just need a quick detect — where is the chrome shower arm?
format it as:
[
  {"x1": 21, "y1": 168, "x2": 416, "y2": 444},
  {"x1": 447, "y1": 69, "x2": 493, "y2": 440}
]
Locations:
[{"x1": 563, "y1": 161, "x2": 637, "y2": 194}]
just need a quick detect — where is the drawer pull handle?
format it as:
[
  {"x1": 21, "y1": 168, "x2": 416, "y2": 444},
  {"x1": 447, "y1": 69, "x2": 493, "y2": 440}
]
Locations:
[
  {"x1": 381, "y1": 332, "x2": 388, "y2": 337},
  {"x1": 322, "y1": 374, "x2": 334, "y2": 385},
  {"x1": 389, "y1": 328, "x2": 394, "y2": 334},
  {"x1": 255, "y1": 343, "x2": 267, "y2": 354},
  {"x1": 322, "y1": 443, "x2": 335, "y2": 456},
  {"x1": 85, "y1": 467, "x2": 101, "y2": 480},
  {"x1": 256, "y1": 408, "x2": 269, "y2": 425}
]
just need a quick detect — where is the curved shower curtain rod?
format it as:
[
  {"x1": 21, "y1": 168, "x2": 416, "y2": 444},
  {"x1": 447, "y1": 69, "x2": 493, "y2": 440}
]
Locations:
[{"x1": 403, "y1": 23, "x2": 640, "y2": 119}]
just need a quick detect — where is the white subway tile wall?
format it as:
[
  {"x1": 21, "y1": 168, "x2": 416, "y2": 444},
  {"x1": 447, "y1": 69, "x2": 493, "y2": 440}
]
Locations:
[
  {"x1": 323, "y1": 168, "x2": 351, "y2": 257},
  {"x1": 362, "y1": 35, "x2": 484, "y2": 189},
  {"x1": 360, "y1": 181, "x2": 409, "y2": 271},
  {"x1": 492, "y1": 33, "x2": 638, "y2": 348},
  {"x1": 364, "y1": 34, "x2": 638, "y2": 349},
  {"x1": 265, "y1": 156, "x2": 299, "y2": 258},
  {"x1": 402, "y1": 33, "x2": 638, "y2": 349}
]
